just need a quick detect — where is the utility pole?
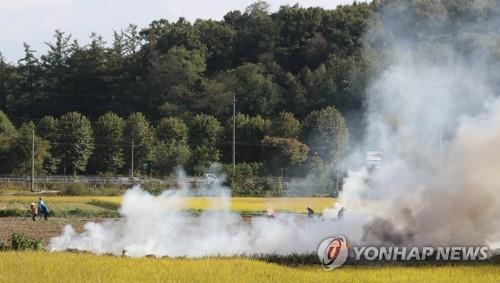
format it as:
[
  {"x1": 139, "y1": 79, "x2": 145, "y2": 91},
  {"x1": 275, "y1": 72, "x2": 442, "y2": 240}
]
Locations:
[
  {"x1": 439, "y1": 127, "x2": 444, "y2": 171},
  {"x1": 335, "y1": 141, "x2": 340, "y2": 195},
  {"x1": 232, "y1": 92, "x2": 236, "y2": 176},
  {"x1": 31, "y1": 129, "x2": 35, "y2": 192},
  {"x1": 131, "y1": 138, "x2": 135, "y2": 181}
]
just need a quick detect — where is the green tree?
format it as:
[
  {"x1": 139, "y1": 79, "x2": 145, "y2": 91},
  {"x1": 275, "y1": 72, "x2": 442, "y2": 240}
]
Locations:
[
  {"x1": 261, "y1": 136, "x2": 309, "y2": 175},
  {"x1": 194, "y1": 19, "x2": 236, "y2": 72},
  {"x1": 155, "y1": 46, "x2": 207, "y2": 116},
  {"x1": 188, "y1": 114, "x2": 222, "y2": 175},
  {"x1": 0, "y1": 111, "x2": 18, "y2": 173},
  {"x1": 270, "y1": 111, "x2": 301, "y2": 138},
  {"x1": 124, "y1": 112, "x2": 154, "y2": 175},
  {"x1": 224, "y1": 113, "x2": 270, "y2": 163},
  {"x1": 223, "y1": 162, "x2": 263, "y2": 195},
  {"x1": 9, "y1": 122, "x2": 52, "y2": 175},
  {"x1": 303, "y1": 106, "x2": 349, "y2": 163},
  {"x1": 0, "y1": 54, "x2": 18, "y2": 111},
  {"x1": 219, "y1": 63, "x2": 281, "y2": 115},
  {"x1": 233, "y1": 1, "x2": 277, "y2": 63},
  {"x1": 153, "y1": 117, "x2": 191, "y2": 175},
  {"x1": 40, "y1": 30, "x2": 71, "y2": 103},
  {"x1": 36, "y1": 115, "x2": 60, "y2": 173},
  {"x1": 92, "y1": 112, "x2": 125, "y2": 174},
  {"x1": 17, "y1": 43, "x2": 41, "y2": 118},
  {"x1": 57, "y1": 112, "x2": 94, "y2": 174}
]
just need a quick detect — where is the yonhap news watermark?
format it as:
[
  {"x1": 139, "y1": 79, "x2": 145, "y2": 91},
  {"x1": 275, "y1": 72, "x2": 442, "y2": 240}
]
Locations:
[{"x1": 317, "y1": 236, "x2": 490, "y2": 270}]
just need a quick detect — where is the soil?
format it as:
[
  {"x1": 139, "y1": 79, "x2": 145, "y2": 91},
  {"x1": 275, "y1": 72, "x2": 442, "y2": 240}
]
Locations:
[{"x1": 0, "y1": 217, "x2": 110, "y2": 246}]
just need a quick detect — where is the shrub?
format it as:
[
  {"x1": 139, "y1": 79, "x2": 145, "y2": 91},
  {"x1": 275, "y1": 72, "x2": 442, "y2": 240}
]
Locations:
[
  {"x1": 10, "y1": 233, "x2": 44, "y2": 251},
  {"x1": 0, "y1": 209, "x2": 26, "y2": 217},
  {"x1": 62, "y1": 183, "x2": 93, "y2": 195}
]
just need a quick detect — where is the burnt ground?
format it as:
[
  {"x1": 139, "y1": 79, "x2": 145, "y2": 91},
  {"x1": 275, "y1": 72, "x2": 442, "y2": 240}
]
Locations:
[{"x1": 0, "y1": 217, "x2": 110, "y2": 246}]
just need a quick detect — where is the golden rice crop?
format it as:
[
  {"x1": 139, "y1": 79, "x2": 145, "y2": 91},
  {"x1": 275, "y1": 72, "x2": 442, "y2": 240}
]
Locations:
[
  {"x1": 0, "y1": 251, "x2": 498, "y2": 283},
  {"x1": 0, "y1": 196, "x2": 335, "y2": 214}
]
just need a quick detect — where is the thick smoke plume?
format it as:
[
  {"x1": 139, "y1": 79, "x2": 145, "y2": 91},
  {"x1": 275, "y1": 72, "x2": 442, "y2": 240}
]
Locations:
[
  {"x1": 49, "y1": 181, "x2": 366, "y2": 257},
  {"x1": 336, "y1": 0, "x2": 500, "y2": 247}
]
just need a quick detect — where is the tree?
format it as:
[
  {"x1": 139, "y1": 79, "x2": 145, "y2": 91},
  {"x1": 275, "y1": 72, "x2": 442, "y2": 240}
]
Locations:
[
  {"x1": 188, "y1": 114, "x2": 222, "y2": 175},
  {"x1": 194, "y1": 19, "x2": 236, "y2": 72},
  {"x1": 0, "y1": 54, "x2": 18, "y2": 111},
  {"x1": 303, "y1": 106, "x2": 349, "y2": 163},
  {"x1": 9, "y1": 122, "x2": 52, "y2": 175},
  {"x1": 57, "y1": 112, "x2": 94, "y2": 174},
  {"x1": 17, "y1": 43, "x2": 41, "y2": 118},
  {"x1": 261, "y1": 136, "x2": 309, "y2": 175},
  {"x1": 36, "y1": 116, "x2": 60, "y2": 173},
  {"x1": 155, "y1": 46, "x2": 207, "y2": 116},
  {"x1": 41, "y1": 30, "x2": 71, "y2": 101},
  {"x1": 156, "y1": 117, "x2": 188, "y2": 143},
  {"x1": 91, "y1": 112, "x2": 125, "y2": 174},
  {"x1": 223, "y1": 113, "x2": 270, "y2": 163},
  {"x1": 0, "y1": 111, "x2": 18, "y2": 173},
  {"x1": 233, "y1": 1, "x2": 277, "y2": 63},
  {"x1": 124, "y1": 112, "x2": 154, "y2": 175},
  {"x1": 223, "y1": 162, "x2": 263, "y2": 195},
  {"x1": 153, "y1": 117, "x2": 191, "y2": 175},
  {"x1": 270, "y1": 111, "x2": 301, "y2": 138},
  {"x1": 219, "y1": 63, "x2": 281, "y2": 115}
]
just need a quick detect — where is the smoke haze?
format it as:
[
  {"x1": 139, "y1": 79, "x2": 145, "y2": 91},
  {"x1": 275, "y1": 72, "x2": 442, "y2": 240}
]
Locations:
[{"x1": 339, "y1": 0, "x2": 500, "y2": 247}]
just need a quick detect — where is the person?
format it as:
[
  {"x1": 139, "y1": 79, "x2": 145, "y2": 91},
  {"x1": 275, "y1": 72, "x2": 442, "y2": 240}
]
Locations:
[
  {"x1": 266, "y1": 207, "x2": 275, "y2": 218},
  {"x1": 30, "y1": 203, "x2": 37, "y2": 221},
  {"x1": 337, "y1": 207, "x2": 345, "y2": 220},
  {"x1": 38, "y1": 197, "x2": 49, "y2": 221},
  {"x1": 307, "y1": 206, "x2": 314, "y2": 217}
]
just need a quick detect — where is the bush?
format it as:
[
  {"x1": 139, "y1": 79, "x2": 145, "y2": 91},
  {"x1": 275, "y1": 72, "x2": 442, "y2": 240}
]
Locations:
[
  {"x1": 0, "y1": 209, "x2": 26, "y2": 217},
  {"x1": 223, "y1": 163, "x2": 264, "y2": 196},
  {"x1": 62, "y1": 183, "x2": 93, "y2": 195},
  {"x1": 10, "y1": 233, "x2": 44, "y2": 251}
]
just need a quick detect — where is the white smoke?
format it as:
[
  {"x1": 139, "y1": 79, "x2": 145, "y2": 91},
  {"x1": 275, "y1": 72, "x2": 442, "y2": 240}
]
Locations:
[
  {"x1": 335, "y1": 0, "x2": 500, "y2": 247},
  {"x1": 49, "y1": 183, "x2": 368, "y2": 257}
]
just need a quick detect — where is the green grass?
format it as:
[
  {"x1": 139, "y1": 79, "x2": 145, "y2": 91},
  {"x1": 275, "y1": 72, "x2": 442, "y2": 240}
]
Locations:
[{"x1": 0, "y1": 251, "x2": 498, "y2": 283}]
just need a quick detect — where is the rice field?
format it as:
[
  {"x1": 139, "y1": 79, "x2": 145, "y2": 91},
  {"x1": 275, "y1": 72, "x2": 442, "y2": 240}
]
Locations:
[
  {"x1": 0, "y1": 251, "x2": 498, "y2": 283},
  {"x1": 0, "y1": 195, "x2": 336, "y2": 214}
]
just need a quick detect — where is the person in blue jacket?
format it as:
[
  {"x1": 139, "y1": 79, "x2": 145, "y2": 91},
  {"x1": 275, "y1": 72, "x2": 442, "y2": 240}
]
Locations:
[{"x1": 38, "y1": 197, "x2": 49, "y2": 221}]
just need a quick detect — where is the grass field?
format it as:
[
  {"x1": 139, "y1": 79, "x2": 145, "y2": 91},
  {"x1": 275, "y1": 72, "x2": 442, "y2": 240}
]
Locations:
[
  {"x1": 0, "y1": 252, "x2": 498, "y2": 283},
  {"x1": 0, "y1": 195, "x2": 336, "y2": 215}
]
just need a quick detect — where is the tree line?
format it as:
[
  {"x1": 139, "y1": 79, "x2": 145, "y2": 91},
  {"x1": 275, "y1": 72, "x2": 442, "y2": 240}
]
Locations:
[
  {"x1": 0, "y1": 1, "x2": 373, "y2": 122},
  {"x1": 0, "y1": 107, "x2": 348, "y2": 177}
]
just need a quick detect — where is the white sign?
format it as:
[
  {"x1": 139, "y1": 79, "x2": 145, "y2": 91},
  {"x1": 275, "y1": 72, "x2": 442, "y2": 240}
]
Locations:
[{"x1": 366, "y1": 151, "x2": 382, "y2": 166}]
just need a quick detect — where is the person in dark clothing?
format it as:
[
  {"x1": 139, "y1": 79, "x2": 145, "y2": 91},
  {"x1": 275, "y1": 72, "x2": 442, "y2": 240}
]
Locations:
[
  {"x1": 307, "y1": 206, "x2": 314, "y2": 217},
  {"x1": 337, "y1": 207, "x2": 345, "y2": 220}
]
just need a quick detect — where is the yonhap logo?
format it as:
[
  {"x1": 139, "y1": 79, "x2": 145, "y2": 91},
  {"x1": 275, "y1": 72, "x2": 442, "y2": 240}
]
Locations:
[
  {"x1": 317, "y1": 236, "x2": 349, "y2": 270},
  {"x1": 317, "y1": 235, "x2": 490, "y2": 271}
]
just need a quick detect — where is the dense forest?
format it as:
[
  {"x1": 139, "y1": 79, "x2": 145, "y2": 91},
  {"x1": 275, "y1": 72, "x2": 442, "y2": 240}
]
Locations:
[{"x1": 1, "y1": 0, "x2": 499, "y2": 182}]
